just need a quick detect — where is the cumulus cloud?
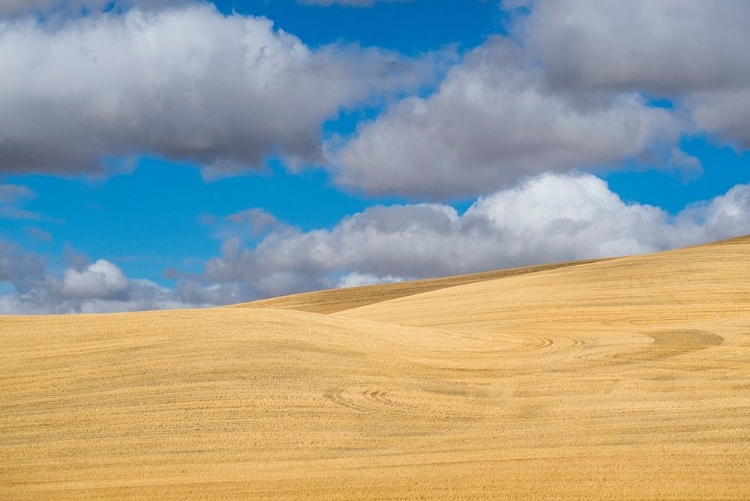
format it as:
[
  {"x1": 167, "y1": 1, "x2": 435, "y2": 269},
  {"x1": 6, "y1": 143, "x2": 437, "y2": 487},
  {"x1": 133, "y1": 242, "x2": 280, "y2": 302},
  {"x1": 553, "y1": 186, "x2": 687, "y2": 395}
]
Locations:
[
  {"x1": 1, "y1": 228, "x2": 271, "y2": 313},
  {"x1": 332, "y1": 38, "x2": 681, "y2": 198},
  {"x1": 688, "y1": 89, "x2": 750, "y2": 149},
  {"x1": 512, "y1": 0, "x2": 750, "y2": 94},
  {"x1": 72, "y1": 278, "x2": 191, "y2": 314},
  {"x1": 0, "y1": 249, "x2": 204, "y2": 314},
  {"x1": 186, "y1": 172, "x2": 750, "y2": 301},
  {"x1": 326, "y1": 1, "x2": 750, "y2": 197},
  {"x1": 512, "y1": 0, "x2": 750, "y2": 147},
  {"x1": 0, "y1": 5, "x2": 429, "y2": 176},
  {"x1": 61, "y1": 259, "x2": 129, "y2": 300}
]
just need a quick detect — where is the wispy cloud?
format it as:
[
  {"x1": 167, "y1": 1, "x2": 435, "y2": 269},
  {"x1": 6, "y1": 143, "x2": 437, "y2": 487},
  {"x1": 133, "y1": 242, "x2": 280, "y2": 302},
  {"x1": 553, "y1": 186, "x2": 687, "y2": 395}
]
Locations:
[
  {"x1": 0, "y1": 184, "x2": 57, "y2": 222},
  {"x1": 0, "y1": 184, "x2": 35, "y2": 204},
  {"x1": 200, "y1": 208, "x2": 280, "y2": 240},
  {"x1": 297, "y1": 0, "x2": 412, "y2": 6},
  {"x1": 0, "y1": 0, "x2": 187, "y2": 18},
  {"x1": 25, "y1": 227, "x2": 53, "y2": 243},
  {"x1": 0, "y1": 206, "x2": 43, "y2": 221},
  {"x1": 224, "y1": 209, "x2": 279, "y2": 236}
]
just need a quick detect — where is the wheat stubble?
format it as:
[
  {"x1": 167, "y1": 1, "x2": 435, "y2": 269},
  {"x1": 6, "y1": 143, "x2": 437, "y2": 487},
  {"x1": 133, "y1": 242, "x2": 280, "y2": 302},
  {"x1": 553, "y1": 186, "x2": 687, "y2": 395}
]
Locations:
[{"x1": 2, "y1": 237, "x2": 750, "y2": 499}]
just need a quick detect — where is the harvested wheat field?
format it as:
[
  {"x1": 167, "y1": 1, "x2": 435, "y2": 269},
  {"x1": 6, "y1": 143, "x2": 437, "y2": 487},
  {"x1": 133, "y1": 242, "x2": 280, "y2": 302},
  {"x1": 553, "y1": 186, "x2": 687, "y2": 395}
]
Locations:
[{"x1": 2, "y1": 236, "x2": 750, "y2": 500}]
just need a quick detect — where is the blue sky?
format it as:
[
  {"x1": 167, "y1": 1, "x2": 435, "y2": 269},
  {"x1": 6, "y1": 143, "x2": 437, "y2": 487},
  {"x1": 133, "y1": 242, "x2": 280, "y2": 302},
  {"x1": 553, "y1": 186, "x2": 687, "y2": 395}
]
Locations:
[
  {"x1": 215, "y1": 0, "x2": 504, "y2": 52},
  {"x1": 1, "y1": 0, "x2": 749, "y2": 313}
]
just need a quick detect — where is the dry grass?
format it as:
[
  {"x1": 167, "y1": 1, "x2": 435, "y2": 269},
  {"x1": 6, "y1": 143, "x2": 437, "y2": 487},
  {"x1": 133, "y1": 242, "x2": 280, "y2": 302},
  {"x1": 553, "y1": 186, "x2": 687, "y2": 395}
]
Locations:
[
  {"x1": 2, "y1": 238, "x2": 750, "y2": 499},
  {"x1": 233, "y1": 258, "x2": 605, "y2": 314}
]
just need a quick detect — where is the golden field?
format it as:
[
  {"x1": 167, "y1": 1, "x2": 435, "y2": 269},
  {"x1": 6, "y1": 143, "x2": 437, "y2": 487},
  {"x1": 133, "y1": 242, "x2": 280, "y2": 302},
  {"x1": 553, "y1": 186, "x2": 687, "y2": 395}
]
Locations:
[{"x1": 2, "y1": 236, "x2": 750, "y2": 499}]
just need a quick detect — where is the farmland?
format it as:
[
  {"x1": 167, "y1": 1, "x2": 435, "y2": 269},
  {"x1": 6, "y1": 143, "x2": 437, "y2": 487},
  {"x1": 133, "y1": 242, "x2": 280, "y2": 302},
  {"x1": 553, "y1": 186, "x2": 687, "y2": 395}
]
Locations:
[{"x1": 2, "y1": 236, "x2": 750, "y2": 499}]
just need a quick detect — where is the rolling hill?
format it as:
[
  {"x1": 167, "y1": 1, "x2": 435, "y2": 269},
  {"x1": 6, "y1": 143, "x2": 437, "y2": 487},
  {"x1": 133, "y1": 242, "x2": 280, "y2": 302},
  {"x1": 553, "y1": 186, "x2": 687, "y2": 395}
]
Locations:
[{"x1": 2, "y1": 236, "x2": 750, "y2": 499}]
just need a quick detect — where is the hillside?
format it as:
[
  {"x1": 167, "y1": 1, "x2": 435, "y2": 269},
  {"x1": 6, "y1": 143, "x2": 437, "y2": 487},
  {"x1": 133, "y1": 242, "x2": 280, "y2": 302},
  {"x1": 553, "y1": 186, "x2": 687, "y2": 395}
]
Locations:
[
  {"x1": 2, "y1": 237, "x2": 750, "y2": 499},
  {"x1": 233, "y1": 258, "x2": 605, "y2": 314}
]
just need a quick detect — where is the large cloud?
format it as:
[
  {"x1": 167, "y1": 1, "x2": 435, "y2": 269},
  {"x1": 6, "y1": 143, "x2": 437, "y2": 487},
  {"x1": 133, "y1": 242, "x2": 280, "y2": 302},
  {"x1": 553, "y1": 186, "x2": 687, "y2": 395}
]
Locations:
[
  {"x1": 688, "y1": 90, "x2": 750, "y2": 149},
  {"x1": 0, "y1": 4, "x2": 427, "y2": 176},
  {"x1": 332, "y1": 39, "x2": 681, "y2": 198},
  {"x1": 513, "y1": 0, "x2": 750, "y2": 94},
  {"x1": 188, "y1": 172, "x2": 750, "y2": 301},
  {"x1": 328, "y1": 1, "x2": 750, "y2": 198},
  {"x1": 61, "y1": 259, "x2": 129, "y2": 300},
  {"x1": 512, "y1": 0, "x2": 750, "y2": 147}
]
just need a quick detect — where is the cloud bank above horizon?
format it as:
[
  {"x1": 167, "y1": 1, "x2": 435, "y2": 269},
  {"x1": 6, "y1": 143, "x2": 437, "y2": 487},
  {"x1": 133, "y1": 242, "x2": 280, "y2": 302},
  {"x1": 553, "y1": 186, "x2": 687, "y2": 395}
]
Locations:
[{"x1": 3, "y1": 172, "x2": 750, "y2": 314}]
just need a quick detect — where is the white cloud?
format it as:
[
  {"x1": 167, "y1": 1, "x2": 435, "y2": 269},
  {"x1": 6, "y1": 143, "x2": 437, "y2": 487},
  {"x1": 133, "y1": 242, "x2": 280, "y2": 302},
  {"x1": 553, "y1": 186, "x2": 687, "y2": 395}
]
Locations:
[
  {"x1": 0, "y1": 249, "x2": 206, "y2": 314},
  {"x1": 326, "y1": 1, "x2": 750, "y2": 197},
  {"x1": 0, "y1": 5, "x2": 428, "y2": 176},
  {"x1": 512, "y1": 0, "x2": 750, "y2": 94},
  {"x1": 337, "y1": 272, "x2": 403, "y2": 288},
  {"x1": 332, "y1": 38, "x2": 681, "y2": 198},
  {"x1": 512, "y1": 0, "x2": 750, "y2": 147},
  {"x1": 61, "y1": 259, "x2": 129, "y2": 300},
  {"x1": 75, "y1": 278, "x2": 189, "y2": 314},
  {"x1": 688, "y1": 89, "x2": 750, "y2": 149},
  {"x1": 190, "y1": 173, "x2": 750, "y2": 300}
]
